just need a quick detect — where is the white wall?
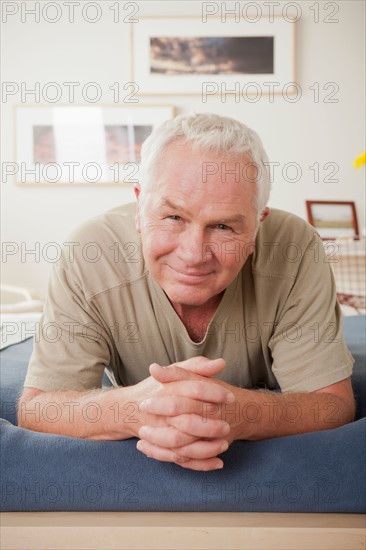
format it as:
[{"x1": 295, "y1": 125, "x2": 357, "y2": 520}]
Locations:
[{"x1": 2, "y1": 0, "x2": 365, "y2": 297}]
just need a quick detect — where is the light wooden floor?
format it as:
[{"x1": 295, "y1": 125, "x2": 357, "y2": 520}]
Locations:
[{"x1": 1, "y1": 512, "x2": 365, "y2": 549}]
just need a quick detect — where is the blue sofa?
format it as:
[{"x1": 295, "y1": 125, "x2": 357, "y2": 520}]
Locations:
[{"x1": 1, "y1": 316, "x2": 365, "y2": 513}]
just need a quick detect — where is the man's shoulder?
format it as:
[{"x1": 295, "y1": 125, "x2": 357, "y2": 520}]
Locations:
[
  {"x1": 252, "y1": 208, "x2": 319, "y2": 276},
  {"x1": 59, "y1": 202, "x2": 145, "y2": 297},
  {"x1": 260, "y1": 208, "x2": 316, "y2": 238},
  {"x1": 67, "y1": 202, "x2": 137, "y2": 243}
]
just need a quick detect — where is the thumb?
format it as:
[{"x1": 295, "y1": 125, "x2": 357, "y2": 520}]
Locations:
[
  {"x1": 176, "y1": 357, "x2": 227, "y2": 377},
  {"x1": 149, "y1": 362, "x2": 197, "y2": 383},
  {"x1": 149, "y1": 357, "x2": 226, "y2": 383}
]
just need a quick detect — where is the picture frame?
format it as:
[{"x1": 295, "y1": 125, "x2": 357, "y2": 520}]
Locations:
[
  {"x1": 131, "y1": 16, "x2": 295, "y2": 95},
  {"x1": 14, "y1": 105, "x2": 175, "y2": 185},
  {"x1": 306, "y1": 201, "x2": 360, "y2": 240}
]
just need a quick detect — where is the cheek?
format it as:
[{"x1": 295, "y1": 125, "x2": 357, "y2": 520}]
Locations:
[{"x1": 142, "y1": 229, "x2": 177, "y2": 259}]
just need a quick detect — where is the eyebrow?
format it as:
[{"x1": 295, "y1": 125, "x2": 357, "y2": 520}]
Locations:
[{"x1": 157, "y1": 197, "x2": 247, "y2": 227}]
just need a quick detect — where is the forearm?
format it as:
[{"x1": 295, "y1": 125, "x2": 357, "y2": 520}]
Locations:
[
  {"x1": 17, "y1": 387, "x2": 138, "y2": 440},
  {"x1": 223, "y1": 388, "x2": 356, "y2": 441}
]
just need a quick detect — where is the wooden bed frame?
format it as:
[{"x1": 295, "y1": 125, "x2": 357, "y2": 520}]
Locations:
[{"x1": 1, "y1": 512, "x2": 365, "y2": 549}]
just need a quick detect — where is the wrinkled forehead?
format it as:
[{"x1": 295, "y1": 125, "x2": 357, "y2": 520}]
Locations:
[{"x1": 139, "y1": 147, "x2": 258, "y2": 225}]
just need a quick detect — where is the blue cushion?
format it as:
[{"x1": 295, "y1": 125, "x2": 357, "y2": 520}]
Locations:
[
  {"x1": 0, "y1": 338, "x2": 34, "y2": 426},
  {"x1": 343, "y1": 316, "x2": 366, "y2": 419},
  {"x1": 1, "y1": 417, "x2": 365, "y2": 512},
  {"x1": 1, "y1": 316, "x2": 365, "y2": 512}
]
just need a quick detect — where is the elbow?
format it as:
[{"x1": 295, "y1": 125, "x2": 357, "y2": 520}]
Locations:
[
  {"x1": 17, "y1": 387, "x2": 45, "y2": 428},
  {"x1": 334, "y1": 393, "x2": 357, "y2": 427},
  {"x1": 347, "y1": 394, "x2": 357, "y2": 423}
]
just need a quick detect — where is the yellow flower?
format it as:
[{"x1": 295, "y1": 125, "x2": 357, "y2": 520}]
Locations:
[{"x1": 353, "y1": 151, "x2": 366, "y2": 168}]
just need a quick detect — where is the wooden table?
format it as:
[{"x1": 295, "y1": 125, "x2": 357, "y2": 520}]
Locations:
[{"x1": 1, "y1": 512, "x2": 365, "y2": 549}]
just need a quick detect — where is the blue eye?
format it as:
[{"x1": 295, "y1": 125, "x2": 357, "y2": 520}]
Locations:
[
  {"x1": 168, "y1": 215, "x2": 181, "y2": 221},
  {"x1": 217, "y1": 224, "x2": 231, "y2": 231}
]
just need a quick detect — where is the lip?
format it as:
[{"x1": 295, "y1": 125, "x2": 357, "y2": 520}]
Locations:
[{"x1": 168, "y1": 265, "x2": 212, "y2": 283}]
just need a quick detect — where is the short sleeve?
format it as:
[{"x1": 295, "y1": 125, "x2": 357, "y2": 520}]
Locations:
[
  {"x1": 268, "y1": 233, "x2": 354, "y2": 393},
  {"x1": 24, "y1": 260, "x2": 112, "y2": 392}
]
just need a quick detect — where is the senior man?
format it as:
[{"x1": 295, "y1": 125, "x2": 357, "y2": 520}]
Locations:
[{"x1": 18, "y1": 113, "x2": 355, "y2": 471}]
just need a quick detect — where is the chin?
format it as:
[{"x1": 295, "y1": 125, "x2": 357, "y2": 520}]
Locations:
[{"x1": 164, "y1": 283, "x2": 220, "y2": 308}]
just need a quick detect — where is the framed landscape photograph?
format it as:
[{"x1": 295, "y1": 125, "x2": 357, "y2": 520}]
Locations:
[
  {"x1": 306, "y1": 201, "x2": 360, "y2": 240},
  {"x1": 131, "y1": 16, "x2": 295, "y2": 95},
  {"x1": 14, "y1": 105, "x2": 174, "y2": 185}
]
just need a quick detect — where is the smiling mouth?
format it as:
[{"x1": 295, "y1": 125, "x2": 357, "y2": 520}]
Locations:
[{"x1": 168, "y1": 265, "x2": 212, "y2": 282}]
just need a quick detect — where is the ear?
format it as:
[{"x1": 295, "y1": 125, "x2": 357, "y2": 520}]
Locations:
[
  {"x1": 134, "y1": 185, "x2": 141, "y2": 200},
  {"x1": 134, "y1": 185, "x2": 141, "y2": 233},
  {"x1": 260, "y1": 207, "x2": 270, "y2": 222}
]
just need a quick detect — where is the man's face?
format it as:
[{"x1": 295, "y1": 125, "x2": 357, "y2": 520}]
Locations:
[{"x1": 135, "y1": 141, "x2": 261, "y2": 311}]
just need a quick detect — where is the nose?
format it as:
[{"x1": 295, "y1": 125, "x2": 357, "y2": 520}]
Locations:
[{"x1": 176, "y1": 225, "x2": 207, "y2": 266}]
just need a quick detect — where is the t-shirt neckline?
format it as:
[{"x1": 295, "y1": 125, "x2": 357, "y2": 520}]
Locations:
[{"x1": 148, "y1": 272, "x2": 241, "y2": 346}]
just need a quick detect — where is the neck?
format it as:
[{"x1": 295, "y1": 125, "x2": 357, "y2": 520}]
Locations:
[
  {"x1": 170, "y1": 294, "x2": 224, "y2": 343},
  {"x1": 171, "y1": 292, "x2": 223, "y2": 325}
]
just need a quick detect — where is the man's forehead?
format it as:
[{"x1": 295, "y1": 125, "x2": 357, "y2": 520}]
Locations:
[
  {"x1": 156, "y1": 195, "x2": 243, "y2": 210},
  {"x1": 154, "y1": 143, "x2": 257, "y2": 188}
]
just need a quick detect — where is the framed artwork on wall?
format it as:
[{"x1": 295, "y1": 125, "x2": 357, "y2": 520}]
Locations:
[
  {"x1": 14, "y1": 105, "x2": 175, "y2": 185},
  {"x1": 131, "y1": 16, "x2": 296, "y2": 95},
  {"x1": 306, "y1": 201, "x2": 360, "y2": 240}
]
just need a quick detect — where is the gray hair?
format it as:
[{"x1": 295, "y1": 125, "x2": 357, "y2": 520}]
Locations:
[{"x1": 138, "y1": 112, "x2": 271, "y2": 214}]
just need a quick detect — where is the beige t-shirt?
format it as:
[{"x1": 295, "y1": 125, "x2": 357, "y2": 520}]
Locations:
[{"x1": 24, "y1": 203, "x2": 354, "y2": 393}]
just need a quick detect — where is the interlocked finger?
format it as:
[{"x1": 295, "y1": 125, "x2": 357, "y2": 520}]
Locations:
[
  {"x1": 168, "y1": 414, "x2": 231, "y2": 438},
  {"x1": 139, "y1": 395, "x2": 223, "y2": 419},
  {"x1": 172, "y1": 438, "x2": 229, "y2": 459},
  {"x1": 154, "y1": 379, "x2": 235, "y2": 404},
  {"x1": 136, "y1": 440, "x2": 224, "y2": 471},
  {"x1": 138, "y1": 425, "x2": 197, "y2": 448}
]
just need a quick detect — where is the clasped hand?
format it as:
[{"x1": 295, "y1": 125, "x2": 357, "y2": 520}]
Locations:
[{"x1": 130, "y1": 357, "x2": 237, "y2": 471}]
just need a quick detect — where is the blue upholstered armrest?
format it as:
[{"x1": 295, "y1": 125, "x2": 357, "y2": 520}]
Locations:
[
  {"x1": 1, "y1": 316, "x2": 365, "y2": 512},
  {"x1": 1, "y1": 417, "x2": 365, "y2": 512}
]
